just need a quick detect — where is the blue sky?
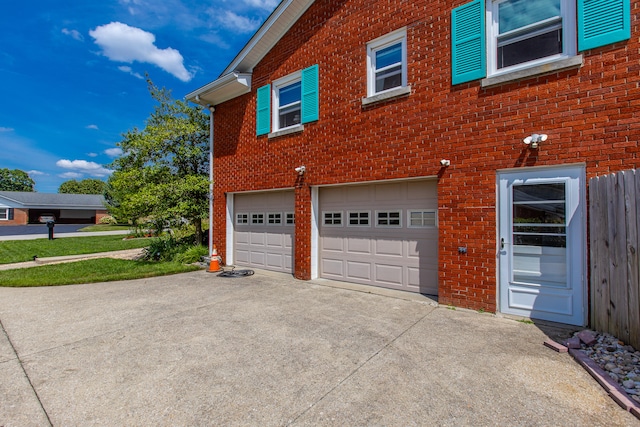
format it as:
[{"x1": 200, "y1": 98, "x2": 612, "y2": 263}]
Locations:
[{"x1": 0, "y1": 0, "x2": 278, "y2": 192}]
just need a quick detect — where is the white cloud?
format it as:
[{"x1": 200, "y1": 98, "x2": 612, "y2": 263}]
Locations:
[
  {"x1": 218, "y1": 11, "x2": 261, "y2": 33},
  {"x1": 243, "y1": 0, "x2": 279, "y2": 11},
  {"x1": 89, "y1": 22, "x2": 192, "y2": 82},
  {"x1": 0, "y1": 127, "x2": 14, "y2": 132},
  {"x1": 28, "y1": 170, "x2": 46, "y2": 176},
  {"x1": 87, "y1": 152, "x2": 98, "y2": 157},
  {"x1": 59, "y1": 172, "x2": 84, "y2": 179},
  {"x1": 104, "y1": 147, "x2": 123, "y2": 157},
  {"x1": 86, "y1": 124, "x2": 99, "y2": 130},
  {"x1": 56, "y1": 159, "x2": 113, "y2": 177},
  {"x1": 62, "y1": 28, "x2": 84, "y2": 41},
  {"x1": 118, "y1": 65, "x2": 144, "y2": 79}
]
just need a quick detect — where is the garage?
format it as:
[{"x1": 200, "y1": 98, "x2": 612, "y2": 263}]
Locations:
[
  {"x1": 319, "y1": 180, "x2": 438, "y2": 295},
  {"x1": 233, "y1": 190, "x2": 294, "y2": 273}
]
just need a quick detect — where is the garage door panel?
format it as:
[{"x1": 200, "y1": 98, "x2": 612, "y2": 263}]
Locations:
[
  {"x1": 266, "y1": 233, "x2": 283, "y2": 247},
  {"x1": 235, "y1": 250, "x2": 250, "y2": 264},
  {"x1": 375, "y1": 264, "x2": 404, "y2": 286},
  {"x1": 284, "y1": 233, "x2": 293, "y2": 249},
  {"x1": 320, "y1": 180, "x2": 438, "y2": 295},
  {"x1": 346, "y1": 261, "x2": 372, "y2": 281},
  {"x1": 266, "y1": 253, "x2": 284, "y2": 270},
  {"x1": 250, "y1": 232, "x2": 266, "y2": 245},
  {"x1": 375, "y1": 238, "x2": 403, "y2": 257},
  {"x1": 346, "y1": 237, "x2": 372, "y2": 255},
  {"x1": 236, "y1": 231, "x2": 250, "y2": 245},
  {"x1": 249, "y1": 251, "x2": 266, "y2": 266}
]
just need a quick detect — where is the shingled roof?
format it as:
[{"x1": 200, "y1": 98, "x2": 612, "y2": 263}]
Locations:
[{"x1": 0, "y1": 192, "x2": 105, "y2": 210}]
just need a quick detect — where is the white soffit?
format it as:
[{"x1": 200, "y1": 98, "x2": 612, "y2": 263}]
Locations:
[{"x1": 186, "y1": 72, "x2": 252, "y2": 106}]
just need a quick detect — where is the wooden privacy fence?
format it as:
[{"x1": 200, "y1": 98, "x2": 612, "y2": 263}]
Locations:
[{"x1": 589, "y1": 169, "x2": 640, "y2": 350}]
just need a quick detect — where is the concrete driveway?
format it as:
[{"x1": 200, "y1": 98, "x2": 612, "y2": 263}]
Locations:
[{"x1": 0, "y1": 270, "x2": 636, "y2": 426}]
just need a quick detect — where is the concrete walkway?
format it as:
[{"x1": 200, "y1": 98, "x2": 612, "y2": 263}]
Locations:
[
  {"x1": 0, "y1": 248, "x2": 145, "y2": 271},
  {"x1": 0, "y1": 270, "x2": 636, "y2": 426}
]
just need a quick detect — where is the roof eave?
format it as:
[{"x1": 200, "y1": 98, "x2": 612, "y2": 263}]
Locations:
[{"x1": 185, "y1": 72, "x2": 252, "y2": 107}]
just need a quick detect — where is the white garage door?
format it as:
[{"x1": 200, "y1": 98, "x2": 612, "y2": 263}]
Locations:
[
  {"x1": 234, "y1": 191, "x2": 294, "y2": 273},
  {"x1": 320, "y1": 180, "x2": 438, "y2": 295}
]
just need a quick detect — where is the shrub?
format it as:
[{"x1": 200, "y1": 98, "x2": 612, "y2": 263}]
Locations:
[
  {"x1": 174, "y1": 245, "x2": 209, "y2": 264},
  {"x1": 99, "y1": 215, "x2": 117, "y2": 225}
]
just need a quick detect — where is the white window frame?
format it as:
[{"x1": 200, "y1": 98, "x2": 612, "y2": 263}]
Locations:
[
  {"x1": 285, "y1": 212, "x2": 295, "y2": 225},
  {"x1": 322, "y1": 211, "x2": 343, "y2": 227},
  {"x1": 267, "y1": 212, "x2": 282, "y2": 226},
  {"x1": 251, "y1": 213, "x2": 265, "y2": 225},
  {"x1": 347, "y1": 211, "x2": 371, "y2": 227},
  {"x1": 366, "y1": 28, "x2": 407, "y2": 98},
  {"x1": 272, "y1": 71, "x2": 302, "y2": 132},
  {"x1": 486, "y1": 0, "x2": 576, "y2": 78},
  {"x1": 376, "y1": 210, "x2": 402, "y2": 228},
  {"x1": 236, "y1": 213, "x2": 249, "y2": 225},
  {"x1": 408, "y1": 210, "x2": 438, "y2": 228},
  {"x1": 0, "y1": 208, "x2": 8, "y2": 221}
]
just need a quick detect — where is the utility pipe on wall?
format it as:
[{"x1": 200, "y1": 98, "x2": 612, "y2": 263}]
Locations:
[{"x1": 208, "y1": 105, "x2": 215, "y2": 257}]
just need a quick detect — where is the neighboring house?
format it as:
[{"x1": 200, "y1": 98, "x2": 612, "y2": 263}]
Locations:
[
  {"x1": 187, "y1": 0, "x2": 638, "y2": 326},
  {"x1": 0, "y1": 192, "x2": 108, "y2": 225}
]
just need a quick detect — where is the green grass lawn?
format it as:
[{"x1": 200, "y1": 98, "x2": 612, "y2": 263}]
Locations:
[
  {"x1": 0, "y1": 258, "x2": 201, "y2": 287},
  {"x1": 0, "y1": 235, "x2": 151, "y2": 264}
]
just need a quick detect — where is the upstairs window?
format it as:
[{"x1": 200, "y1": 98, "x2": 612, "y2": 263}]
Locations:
[
  {"x1": 488, "y1": 0, "x2": 574, "y2": 74},
  {"x1": 367, "y1": 29, "x2": 407, "y2": 96},
  {"x1": 273, "y1": 73, "x2": 302, "y2": 131}
]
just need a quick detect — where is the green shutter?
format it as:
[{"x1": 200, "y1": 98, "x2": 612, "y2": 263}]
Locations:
[
  {"x1": 451, "y1": 0, "x2": 486, "y2": 85},
  {"x1": 578, "y1": 0, "x2": 630, "y2": 51},
  {"x1": 301, "y1": 64, "x2": 319, "y2": 123},
  {"x1": 256, "y1": 84, "x2": 271, "y2": 136}
]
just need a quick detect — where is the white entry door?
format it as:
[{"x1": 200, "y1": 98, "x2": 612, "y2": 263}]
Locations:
[{"x1": 498, "y1": 166, "x2": 585, "y2": 325}]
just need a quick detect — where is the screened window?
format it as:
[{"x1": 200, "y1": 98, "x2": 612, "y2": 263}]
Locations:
[
  {"x1": 377, "y1": 211, "x2": 401, "y2": 227},
  {"x1": 367, "y1": 29, "x2": 407, "y2": 96},
  {"x1": 251, "y1": 213, "x2": 264, "y2": 225},
  {"x1": 236, "y1": 213, "x2": 248, "y2": 225},
  {"x1": 323, "y1": 212, "x2": 342, "y2": 226},
  {"x1": 267, "y1": 213, "x2": 282, "y2": 225},
  {"x1": 488, "y1": 0, "x2": 575, "y2": 73},
  {"x1": 409, "y1": 210, "x2": 437, "y2": 228},
  {"x1": 348, "y1": 211, "x2": 370, "y2": 226}
]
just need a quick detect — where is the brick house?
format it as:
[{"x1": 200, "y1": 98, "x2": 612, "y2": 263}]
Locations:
[
  {"x1": 0, "y1": 192, "x2": 108, "y2": 225},
  {"x1": 187, "y1": 0, "x2": 638, "y2": 325}
]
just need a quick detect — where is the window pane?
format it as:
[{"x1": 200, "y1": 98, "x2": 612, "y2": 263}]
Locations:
[
  {"x1": 498, "y1": 28, "x2": 562, "y2": 68},
  {"x1": 499, "y1": 0, "x2": 561, "y2": 34},
  {"x1": 376, "y1": 43, "x2": 402, "y2": 69},
  {"x1": 279, "y1": 103, "x2": 301, "y2": 128},
  {"x1": 0, "y1": 209, "x2": 6, "y2": 220},
  {"x1": 513, "y1": 183, "x2": 565, "y2": 202},
  {"x1": 514, "y1": 234, "x2": 566, "y2": 248},
  {"x1": 279, "y1": 81, "x2": 301, "y2": 106},
  {"x1": 375, "y1": 65, "x2": 402, "y2": 92}
]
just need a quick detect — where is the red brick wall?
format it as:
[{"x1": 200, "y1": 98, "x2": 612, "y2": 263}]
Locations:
[
  {"x1": 95, "y1": 210, "x2": 109, "y2": 224},
  {"x1": 212, "y1": 0, "x2": 640, "y2": 312},
  {"x1": 0, "y1": 208, "x2": 28, "y2": 225}
]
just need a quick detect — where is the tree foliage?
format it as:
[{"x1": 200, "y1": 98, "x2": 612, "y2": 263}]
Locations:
[
  {"x1": 58, "y1": 178, "x2": 107, "y2": 194},
  {"x1": 106, "y1": 78, "x2": 209, "y2": 244},
  {"x1": 0, "y1": 168, "x2": 35, "y2": 191}
]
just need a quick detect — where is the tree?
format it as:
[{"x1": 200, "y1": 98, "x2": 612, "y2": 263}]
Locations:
[
  {"x1": 0, "y1": 168, "x2": 35, "y2": 191},
  {"x1": 107, "y1": 78, "x2": 209, "y2": 244},
  {"x1": 58, "y1": 178, "x2": 107, "y2": 194}
]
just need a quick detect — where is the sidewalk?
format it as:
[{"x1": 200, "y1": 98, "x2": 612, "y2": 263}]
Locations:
[{"x1": 0, "y1": 248, "x2": 145, "y2": 271}]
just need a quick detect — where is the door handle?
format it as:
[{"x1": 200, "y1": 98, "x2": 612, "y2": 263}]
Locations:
[{"x1": 500, "y1": 238, "x2": 505, "y2": 249}]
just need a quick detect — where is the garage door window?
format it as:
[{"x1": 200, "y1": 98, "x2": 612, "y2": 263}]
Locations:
[
  {"x1": 323, "y1": 212, "x2": 342, "y2": 226},
  {"x1": 286, "y1": 212, "x2": 295, "y2": 225},
  {"x1": 236, "y1": 213, "x2": 249, "y2": 225},
  {"x1": 348, "y1": 211, "x2": 370, "y2": 227},
  {"x1": 376, "y1": 210, "x2": 401, "y2": 227},
  {"x1": 409, "y1": 210, "x2": 437, "y2": 227},
  {"x1": 252, "y1": 213, "x2": 265, "y2": 224},
  {"x1": 267, "y1": 213, "x2": 282, "y2": 225}
]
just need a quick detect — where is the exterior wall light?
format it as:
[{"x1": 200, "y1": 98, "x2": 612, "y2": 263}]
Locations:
[{"x1": 523, "y1": 133, "x2": 547, "y2": 149}]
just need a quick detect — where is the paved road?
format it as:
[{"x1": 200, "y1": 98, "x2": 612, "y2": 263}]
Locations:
[
  {"x1": 0, "y1": 270, "x2": 636, "y2": 426},
  {"x1": 0, "y1": 224, "x2": 88, "y2": 236}
]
